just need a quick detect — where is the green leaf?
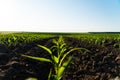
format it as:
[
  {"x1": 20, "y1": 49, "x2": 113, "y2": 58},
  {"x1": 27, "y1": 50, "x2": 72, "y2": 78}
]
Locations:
[
  {"x1": 59, "y1": 48, "x2": 80, "y2": 66},
  {"x1": 58, "y1": 36, "x2": 63, "y2": 43},
  {"x1": 53, "y1": 55, "x2": 59, "y2": 64},
  {"x1": 60, "y1": 48, "x2": 66, "y2": 55},
  {"x1": 25, "y1": 77, "x2": 38, "y2": 80},
  {"x1": 53, "y1": 39, "x2": 57, "y2": 44},
  {"x1": 21, "y1": 54, "x2": 52, "y2": 63},
  {"x1": 37, "y1": 45, "x2": 52, "y2": 55},
  {"x1": 48, "y1": 68, "x2": 52, "y2": 80},
  {"x1": 57, "y1": 56, "x2": 73, "y2": 79},
  {"x1": 60, "y1": 43, "x2": 66, "y2": 49},
  {"x1": 8, "y1": 39, "x2": 11, "y2": 43}
]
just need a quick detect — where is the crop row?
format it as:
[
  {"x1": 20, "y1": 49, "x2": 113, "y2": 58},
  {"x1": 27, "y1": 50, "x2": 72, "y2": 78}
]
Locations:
[
  {"x1": 0, "y1": 32, "x2": 120, "y2": 48},
  {"x1": 0, "y1": 32, "x2": 55, "y2": 47},
  {"x1": 67, "y1": 33, "x2": 120, "y2": 47}
]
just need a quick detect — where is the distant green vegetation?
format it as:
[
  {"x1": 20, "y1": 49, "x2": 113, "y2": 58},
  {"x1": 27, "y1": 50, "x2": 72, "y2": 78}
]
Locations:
[
  {"x1": 68, "y1": 33, "x2": 120, "y2": 46},
  {"x1": 0, "y1": 32, "x2": 55, "y2": 47},
  {"x1": 0, "y1": 32, "x2": 120, "y2": 47}
]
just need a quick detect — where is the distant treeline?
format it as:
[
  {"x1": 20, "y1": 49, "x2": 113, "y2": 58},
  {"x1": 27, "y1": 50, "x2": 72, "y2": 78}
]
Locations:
[
  {"x1": 89, "y1": 32, "x2": 120, "y2": 34},
  {"x1": 15, "y1": 32, "x2": 120, "y2": 35}
]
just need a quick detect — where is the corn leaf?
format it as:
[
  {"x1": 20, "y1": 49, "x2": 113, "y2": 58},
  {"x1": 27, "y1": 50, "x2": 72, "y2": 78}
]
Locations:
[
  {"x1": 60, "y1": 43, "x2": 66, "y2": 49},
  {"x1": 53, "y1": 55, "x2": 59, "y2": 64},
  {"x1": 48, "y1": 68, "x2": 52, "y2": 80},
  {"x1": 37, "y1": 45, "x2": 52, "y2": 55},
  {"x1": 57, "y1": 56, "x2": 73, "y2": 79},
  {"x1": 53, "y1": 39, "x2": 57, "y2": 44},
  {"x1": 26, "y1": 77, "x2": 38, "y2": 80},
  {"x1": 59, "y1": 48, "x2": 82, "y2": 66},
  {"x1": 60, "y1": 48, "x2": 66, "y2": 55},
  {"x1": 22, "y1": 54, "x2": 52, "y2": 63}
]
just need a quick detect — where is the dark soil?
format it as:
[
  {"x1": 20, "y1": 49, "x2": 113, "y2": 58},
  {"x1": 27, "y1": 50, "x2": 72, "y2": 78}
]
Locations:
[{"x1": 0, "y1": 37, "x2": 120, "y2": 80}]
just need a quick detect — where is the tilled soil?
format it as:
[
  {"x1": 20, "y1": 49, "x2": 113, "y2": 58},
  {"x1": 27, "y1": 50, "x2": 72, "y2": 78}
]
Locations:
[{"x1": 0, "y1": 37, "x2": 120, "y2": 80}]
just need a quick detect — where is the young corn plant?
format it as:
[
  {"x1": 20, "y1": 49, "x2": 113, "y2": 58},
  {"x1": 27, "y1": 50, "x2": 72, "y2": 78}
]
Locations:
[{"x1": 22, "y1": 36, "x2": 86, "y2": 80}]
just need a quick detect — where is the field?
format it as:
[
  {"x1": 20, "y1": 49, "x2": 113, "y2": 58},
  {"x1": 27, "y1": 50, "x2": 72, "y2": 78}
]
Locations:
[{"x1": 0, "y1": 32, "x2": 120, "y2": 80}]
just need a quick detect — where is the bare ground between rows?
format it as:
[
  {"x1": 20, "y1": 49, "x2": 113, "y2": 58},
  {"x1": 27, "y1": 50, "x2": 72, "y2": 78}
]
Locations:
[{"x1": 0, "y1": 37, "x2": 119, "y2": 80}]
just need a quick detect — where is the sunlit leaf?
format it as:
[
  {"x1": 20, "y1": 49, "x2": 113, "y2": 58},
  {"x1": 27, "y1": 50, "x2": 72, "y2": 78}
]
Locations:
[
  {"x1": 25, "y1": 77, "x2": 38, "y2": 80},
  {"x1": 21, "y1": 54, "x2": 52, "y2": 63},
  {"x1": 59, "y1": 48, "x2": 81, "y2": 66},
  {"x1": 60, "y1": 43, "x2": 66, "y2": 49},
  {"x1": 57, "y1": 56, "x2": 73, "y2": 79},
  {"x1": 53, "y1": 55, "x2": 59, "y2": 64},
  {"x1": 37, "y1": 45, "x2": 52, "y2": 55}
]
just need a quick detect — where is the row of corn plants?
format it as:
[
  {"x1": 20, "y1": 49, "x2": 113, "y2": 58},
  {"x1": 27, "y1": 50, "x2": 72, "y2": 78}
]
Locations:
[
  {"x1": 0, "y1": 32, "x2": 55, "y2": 47},
  {"x1": 68, "y1": 33, "x2": 120, "y2": 47},
  {"x1": 0, "y1": 32, "x2": 120, "y2": 48}
]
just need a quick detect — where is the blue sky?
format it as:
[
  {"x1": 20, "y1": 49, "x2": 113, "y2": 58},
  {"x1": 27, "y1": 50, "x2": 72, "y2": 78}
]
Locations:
[{"x1": 0, "y1": 0, "x2": 120, "y2": 32}]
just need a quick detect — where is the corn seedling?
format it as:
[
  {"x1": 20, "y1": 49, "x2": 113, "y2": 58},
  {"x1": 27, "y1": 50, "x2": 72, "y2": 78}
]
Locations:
[{"x1": 22, "y1": 36, "x2": 86, "y2": 80}]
